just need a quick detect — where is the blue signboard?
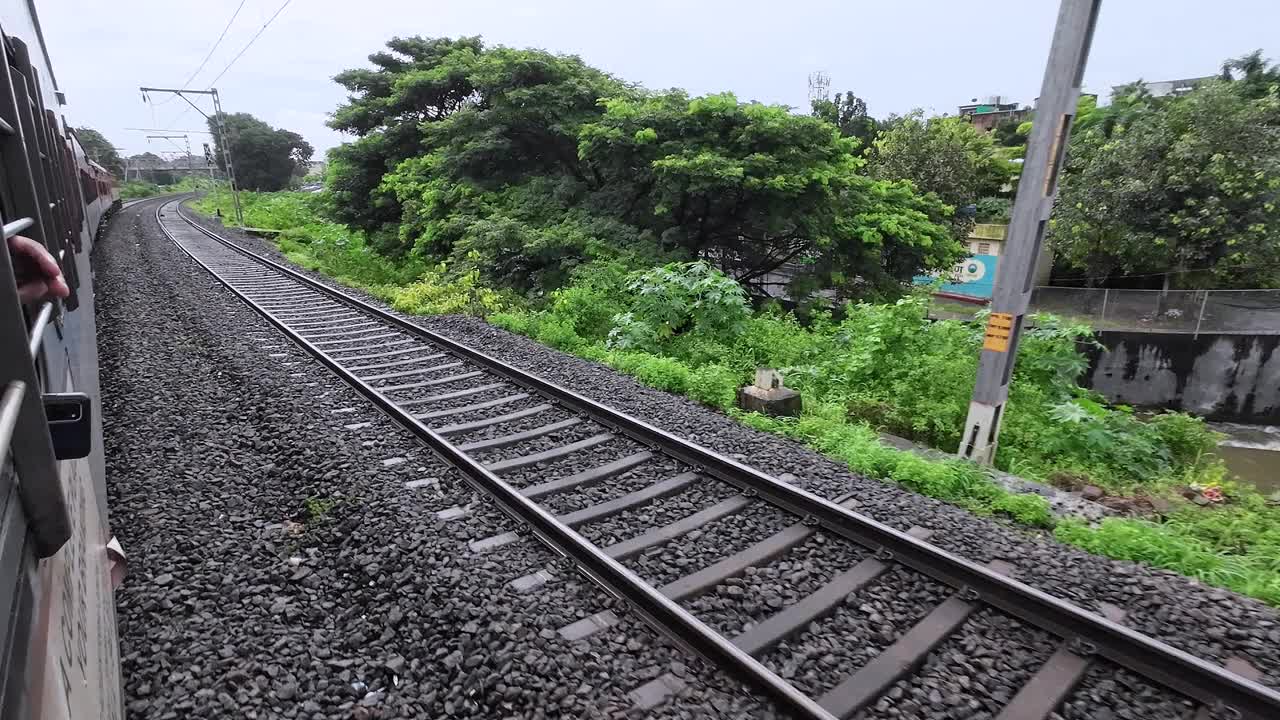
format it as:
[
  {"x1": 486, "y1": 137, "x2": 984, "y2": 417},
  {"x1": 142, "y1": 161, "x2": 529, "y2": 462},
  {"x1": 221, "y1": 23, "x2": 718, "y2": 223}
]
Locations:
[{"x1": 914, "y1": 253, "x2": 999, "y2": 299}]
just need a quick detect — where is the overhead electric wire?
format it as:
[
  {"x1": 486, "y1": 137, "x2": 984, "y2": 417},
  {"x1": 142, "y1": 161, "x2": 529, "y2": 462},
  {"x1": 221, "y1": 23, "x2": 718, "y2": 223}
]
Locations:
[
  {"x1": 152, "y1": 0, "x2": 248, "y2": 105},
  {"x1": 204, "y1": 0, "x2": 294, "y2": 88},
  {"x1": 181, "y1": 0, "x2": 249, "y2": 88},
  {"x1": 160, "y1": 0, "x2": 294, "y2": 130}
]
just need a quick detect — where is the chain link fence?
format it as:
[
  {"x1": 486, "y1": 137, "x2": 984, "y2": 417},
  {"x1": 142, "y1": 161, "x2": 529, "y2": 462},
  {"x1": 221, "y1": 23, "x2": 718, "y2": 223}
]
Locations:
[{"x1": 1027, "y1": 287, "x2": 1280, "y2": 334}]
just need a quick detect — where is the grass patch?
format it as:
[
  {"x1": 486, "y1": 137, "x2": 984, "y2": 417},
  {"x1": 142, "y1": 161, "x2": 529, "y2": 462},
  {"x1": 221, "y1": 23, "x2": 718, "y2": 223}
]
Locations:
[
  {"x1": 302, "y1": 496, "x2": 336, "y2": 524},
  {"x1": 121, "y1": 176, "x2": 215, "y2": 200},
  {"x1": 1056, "y1": 496, "x2": 1280, "y2": 605}
]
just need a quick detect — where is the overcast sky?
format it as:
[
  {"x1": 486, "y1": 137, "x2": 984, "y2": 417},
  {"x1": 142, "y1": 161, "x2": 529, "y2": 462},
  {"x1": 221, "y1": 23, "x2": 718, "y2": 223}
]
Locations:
[{"x1": 40, "y1": 0, "x2": 1277, "y2": 158}]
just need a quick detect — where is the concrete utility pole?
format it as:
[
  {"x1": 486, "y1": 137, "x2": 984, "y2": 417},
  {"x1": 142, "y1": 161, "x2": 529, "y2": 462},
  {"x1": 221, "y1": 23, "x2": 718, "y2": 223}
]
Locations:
[
  {"x1": 957, "y1": 0, "x2": 1103, "y2": 465},
  {"x1": 139, "y1": 86, "x2": 243, "y2": 223}
]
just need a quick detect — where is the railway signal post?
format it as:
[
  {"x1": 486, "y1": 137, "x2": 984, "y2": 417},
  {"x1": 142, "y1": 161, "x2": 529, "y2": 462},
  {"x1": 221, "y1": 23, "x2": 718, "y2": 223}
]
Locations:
[{"x1": 958, "y1": 0, "x2": 1103, "y2": 465}]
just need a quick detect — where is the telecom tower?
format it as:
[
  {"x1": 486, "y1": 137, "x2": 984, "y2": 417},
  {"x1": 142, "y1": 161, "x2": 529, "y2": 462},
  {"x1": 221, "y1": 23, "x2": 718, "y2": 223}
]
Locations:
[{"x1": 807, "y1": 71, "x2": 830, "y2": 104}]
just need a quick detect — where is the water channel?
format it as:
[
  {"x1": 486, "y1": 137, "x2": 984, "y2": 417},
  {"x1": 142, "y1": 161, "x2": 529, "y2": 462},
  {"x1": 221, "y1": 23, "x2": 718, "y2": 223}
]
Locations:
[{"x1": 1210, "y1": 422, "x2": 1280, "y2": 494}]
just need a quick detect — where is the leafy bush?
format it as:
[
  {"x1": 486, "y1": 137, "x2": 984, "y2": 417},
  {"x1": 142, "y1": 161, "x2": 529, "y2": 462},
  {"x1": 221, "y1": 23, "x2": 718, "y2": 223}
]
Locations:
[
  {"x1": 1148, "y1": 412, "x2": 1225, "y2": 468},
  {"x1": 605, "y1": 351, "x2": 693, "y2": 394},
  {"x1": 739, "y1": 403, "x2": 1054, "y2": 527},
  {"x1": 974, "y1": 196, "x2": 1012, "y2": 223},
  {"x1": 533, "y1": 315, "x2": 585, "y2": 351},
  {"x1": 607, "y1": 261, "x2": 749, "y2": 351},
  {"x1": 121, "y1": 176, "x2": 215, "y2": 200},
  {"x1": 120, "y1": 181, "x2": 164, "y2": 200},
  {"x1": 193, "y1": 188, "x2": 424, "y2": 288},
  {"x1": 377, "y1": 266, "x2": 505, "y2": 317},
  {"x1": 488, "y1": 311, "x2": 536, "y2": 336},
  {"x1": 687, "y1": 364, "x2": 743, "y2": 410},
  {"x1": 548, "y1": 263, "x2": 632, "y2": 340}
]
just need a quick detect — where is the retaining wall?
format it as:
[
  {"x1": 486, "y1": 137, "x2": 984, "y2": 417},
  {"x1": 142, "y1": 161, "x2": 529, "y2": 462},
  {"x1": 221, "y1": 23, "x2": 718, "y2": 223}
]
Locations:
[{"x1": 1083, "y1": 332, "x2": 1280, "y2": 423}]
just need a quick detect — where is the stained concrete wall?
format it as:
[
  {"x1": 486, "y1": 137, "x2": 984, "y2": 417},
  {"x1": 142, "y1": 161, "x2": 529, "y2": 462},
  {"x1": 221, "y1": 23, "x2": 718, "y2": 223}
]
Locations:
[{"x1": 1083, "y1": 332, "x2": 1280, "y2": 423}]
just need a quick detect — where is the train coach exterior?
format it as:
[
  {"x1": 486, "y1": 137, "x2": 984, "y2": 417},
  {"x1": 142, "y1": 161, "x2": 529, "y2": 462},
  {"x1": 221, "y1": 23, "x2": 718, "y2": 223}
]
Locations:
[{"x1": 0, "y1": 1, "x2": 122, "y2": 719}]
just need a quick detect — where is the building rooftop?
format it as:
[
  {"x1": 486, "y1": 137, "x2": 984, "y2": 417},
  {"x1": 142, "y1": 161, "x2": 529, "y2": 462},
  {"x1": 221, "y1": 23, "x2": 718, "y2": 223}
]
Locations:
[{"x1": 1112, "y1": 76, "x2": 1216, "y2": 98}]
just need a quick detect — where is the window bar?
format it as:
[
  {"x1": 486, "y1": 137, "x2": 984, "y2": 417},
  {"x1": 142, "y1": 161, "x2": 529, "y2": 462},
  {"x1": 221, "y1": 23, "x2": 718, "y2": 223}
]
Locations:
[
  {"x1": 26, "y1": 301, "x2": 51, "y2": 357},
  {"x1": 2, "y1": 216, "x2": 32, "y2": 238},
  {"x1": 0, "y1": 380, "x2": 25, "y2": 470}
]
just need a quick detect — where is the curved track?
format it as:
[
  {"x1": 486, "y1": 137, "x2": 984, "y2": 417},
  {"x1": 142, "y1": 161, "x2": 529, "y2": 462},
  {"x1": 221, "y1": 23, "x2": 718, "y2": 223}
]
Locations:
[{"x1": 155, "y1": 196, "x2": 1280, "y2": 720}]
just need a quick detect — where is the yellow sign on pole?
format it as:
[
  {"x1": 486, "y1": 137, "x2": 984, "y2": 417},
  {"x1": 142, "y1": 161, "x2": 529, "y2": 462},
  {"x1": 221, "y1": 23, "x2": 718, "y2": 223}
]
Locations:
[{"x1": 983, "y1": 312, "x2": 1014, "y2": 352}]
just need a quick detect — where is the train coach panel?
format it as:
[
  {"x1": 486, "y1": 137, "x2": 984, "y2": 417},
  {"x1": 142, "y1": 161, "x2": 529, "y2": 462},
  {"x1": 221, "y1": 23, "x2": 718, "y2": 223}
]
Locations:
[{"x1": 0, "y1": 1, "x2": 121, "y2": 718}]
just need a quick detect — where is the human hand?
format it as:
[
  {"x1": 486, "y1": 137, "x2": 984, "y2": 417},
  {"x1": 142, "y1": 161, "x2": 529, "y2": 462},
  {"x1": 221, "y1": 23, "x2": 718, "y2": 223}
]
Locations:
[{"x1": 8, "y1": 235, "x2": 69, "y2": 303}]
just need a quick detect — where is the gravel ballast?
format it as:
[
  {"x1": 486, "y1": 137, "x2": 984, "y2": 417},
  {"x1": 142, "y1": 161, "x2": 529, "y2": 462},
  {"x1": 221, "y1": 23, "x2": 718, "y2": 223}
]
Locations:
[
  {"x1": 170, "y1": 203, "x2": 1280, "y2": 716},
  {"x1": 99, "y1": 198, "x2": 788, "y2": 719}
]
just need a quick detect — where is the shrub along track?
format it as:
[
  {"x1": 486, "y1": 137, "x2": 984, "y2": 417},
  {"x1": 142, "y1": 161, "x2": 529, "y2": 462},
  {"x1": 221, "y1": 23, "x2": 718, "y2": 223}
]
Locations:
[{"x1": 150, "y1": 195, "x2": 1280, "y2": 719}]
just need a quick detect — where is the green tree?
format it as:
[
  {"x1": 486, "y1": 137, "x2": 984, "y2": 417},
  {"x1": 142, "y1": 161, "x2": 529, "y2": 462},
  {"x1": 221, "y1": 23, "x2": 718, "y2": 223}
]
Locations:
[
  {"x1": 1220, "y1": 50, "x2": 1280, "y2": 99},
  {"x1": 811, "y1": 90, "x2": 877, "y2": 147},
  {"x1": 327, "y1": 36, "x2": 625, "y2": 253},
  {"x1": 1051, "y1": 79, "x2": 1280, "y2": 288},
  {"x1": 991, "y1": 118, "x2": 1025, "y2": 147},
  {"x1": 75, "y1": 127, "x2": 124, "y2": 176},
  {"x1": 331, "y1": 37, "x2": 960, "y2": 299},
  {"x1": 208, "y1": 113, "x2": 313, "y2": 191},
  {"x1": 866, "y1": 112, "x2": 1013, "y2": 237},
  {"x1": 577, "y1": 91, "x2": 960, "y2": 297},
  {"x1": 328, "y1": 37, "x2": 485, "y2": 240}
]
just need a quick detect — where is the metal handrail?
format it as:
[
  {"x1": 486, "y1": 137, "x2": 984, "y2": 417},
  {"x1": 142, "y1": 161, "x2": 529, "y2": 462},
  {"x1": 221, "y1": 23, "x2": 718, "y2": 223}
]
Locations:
[
  {"x1": 2, "y1": 216, "x2": 33, "y2": 239},
  {"x1": 27, "y1": 301, "x2": 51, "y2": 357},
  {"x1": 0, "y1": 381, "x2": 26, "y2": 469}
]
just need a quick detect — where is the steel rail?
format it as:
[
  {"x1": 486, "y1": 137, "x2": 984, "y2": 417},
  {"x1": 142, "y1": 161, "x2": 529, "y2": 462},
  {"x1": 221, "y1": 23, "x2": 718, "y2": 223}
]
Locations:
[
  {"x1": 168, "y1": 200, "x2": 1280, "y2": 719},
  {"x1": 155, "y1": 199, "x2": 838, "y2": 720}
]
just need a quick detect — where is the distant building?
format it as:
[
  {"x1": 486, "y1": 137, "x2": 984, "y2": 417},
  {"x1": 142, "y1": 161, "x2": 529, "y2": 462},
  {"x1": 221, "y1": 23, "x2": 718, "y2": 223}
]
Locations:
[
  {"x1": 957, "y1": 95, "x2": 1030, "y2": 132},
  {"x1": 915, "y1": 223, "x2": 1052, "y2": 301},
  {"x1": 1113, "y1": 76, "x2": 1215, "y2": 99}
]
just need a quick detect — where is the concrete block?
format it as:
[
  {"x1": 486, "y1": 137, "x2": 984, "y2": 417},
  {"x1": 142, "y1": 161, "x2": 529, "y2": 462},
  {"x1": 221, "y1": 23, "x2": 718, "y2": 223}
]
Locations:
[
  {"x1": 736, "y1": 368, "x2": 802, "y2": 417},
  {"x1": 736, "y1": 385, "x2": 802, "y2": 417}
]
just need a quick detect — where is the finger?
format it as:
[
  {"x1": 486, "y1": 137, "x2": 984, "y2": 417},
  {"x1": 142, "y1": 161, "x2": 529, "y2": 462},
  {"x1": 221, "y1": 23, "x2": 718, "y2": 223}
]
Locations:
[
  {"x1": 7, "y1": 235, "x2": 62, "y2": 278},
  {"x1": 17, "y1": 278, "x2": 48, "y2": 304},
  {"x1": 47, "y1": 273, "x2": 70, "y2": 299}
]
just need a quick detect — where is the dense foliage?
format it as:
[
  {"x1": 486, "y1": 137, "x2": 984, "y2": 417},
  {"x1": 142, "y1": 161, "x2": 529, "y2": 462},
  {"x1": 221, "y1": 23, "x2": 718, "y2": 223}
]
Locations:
[
  {"x1": 208, "y1": 112, "x2": 313, "y2": 192},
  {"x1": 75, "y1": 127, "x2": 124, "y2": 176},
  {"x1": 193, "y1": 187, "x2": 420, "y2": 287},
  {"x1": 1050, "y1": 53, "x2": 1280, "y2": 288},
  {"x1": 326, "y1": 36, "x2": 962, "y2": 300},
  {"x1": 484, "y1": 263, "x2": 1222, "y2": 497},
  {"x1": 865, "y1": 112, "x2": 1015, "y2": 238},
  {"x1": 810, "y1": 90, "x2": 878, "y2": 147}
]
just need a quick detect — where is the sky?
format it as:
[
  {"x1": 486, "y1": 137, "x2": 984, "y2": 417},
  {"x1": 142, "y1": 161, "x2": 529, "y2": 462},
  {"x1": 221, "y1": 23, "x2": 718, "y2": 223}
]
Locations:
[{"x1": 37, "y1": 0, "x2": 1279, "y2": 158}]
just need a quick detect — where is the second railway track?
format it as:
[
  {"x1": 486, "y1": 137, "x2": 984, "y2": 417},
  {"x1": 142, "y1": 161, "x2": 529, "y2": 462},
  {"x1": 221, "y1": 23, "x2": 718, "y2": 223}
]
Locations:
[{"x1": 154, "y1": 196, "x2": 1280, "y2": 720}]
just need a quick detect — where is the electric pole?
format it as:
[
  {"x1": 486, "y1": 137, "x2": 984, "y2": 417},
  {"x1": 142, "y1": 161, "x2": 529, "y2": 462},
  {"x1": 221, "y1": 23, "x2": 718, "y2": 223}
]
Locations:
[
  {"x1": 957, "y1": 0, "x2": 1102, "y2": 465},
  {"x1": 139, "y1": 86, "x2": 243, "y2": 223}
]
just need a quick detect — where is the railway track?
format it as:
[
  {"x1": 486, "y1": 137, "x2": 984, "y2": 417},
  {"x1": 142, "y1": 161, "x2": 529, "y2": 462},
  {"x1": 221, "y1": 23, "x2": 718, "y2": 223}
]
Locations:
[{"x1": 154, "y1": 196, "x2": 1280, "y2": 720}]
